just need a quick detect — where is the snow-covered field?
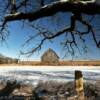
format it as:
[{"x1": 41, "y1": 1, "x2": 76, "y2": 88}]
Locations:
[{"x1": 0, "y1": 66, "x2": 100, "y2": 85}]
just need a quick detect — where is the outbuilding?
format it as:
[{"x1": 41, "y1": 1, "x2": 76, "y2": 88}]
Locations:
[{"x1": 41, "y1": 48, "x2": 59, "y2": 64}]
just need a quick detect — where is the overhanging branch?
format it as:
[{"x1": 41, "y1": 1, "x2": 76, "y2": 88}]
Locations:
[
  {"x1": 21, "y1": 26, "x2": 72, "y2": 55},
  {"x1": 4, "y1": 1, "x2": 100, "y2": 22},
  {"x1": 0, "y1": 1, "x2": 100, "y2": 56}
]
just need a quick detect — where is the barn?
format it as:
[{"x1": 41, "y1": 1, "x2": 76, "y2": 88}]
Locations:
[
  {"x1": 0, "y1": 54, "x2": 19, "y2": 64},
  {"x1": 41, "y1": 48, "x2": 59, "y2": 64}
]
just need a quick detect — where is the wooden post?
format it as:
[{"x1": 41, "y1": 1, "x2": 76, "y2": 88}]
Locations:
[{"x1": 75, "y1": 70, "x2": 85, "y2": 100}]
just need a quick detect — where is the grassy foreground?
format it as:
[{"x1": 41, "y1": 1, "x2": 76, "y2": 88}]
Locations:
[{"x1": 0, "y1": 80, "x2": 100, "y2": 100}]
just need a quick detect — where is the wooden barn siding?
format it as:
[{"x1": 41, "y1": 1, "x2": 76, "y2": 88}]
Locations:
[{"x1": 41, "y1": 50, "x2": 59, "y2": 63}]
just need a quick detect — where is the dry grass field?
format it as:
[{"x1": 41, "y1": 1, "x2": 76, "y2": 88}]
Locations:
[
  {"x1": 12, "y1": 60, "x2": 100, "y2": 66},
  {"x1": 0, "y1": 60, "x2": 100, "y2": 66}
]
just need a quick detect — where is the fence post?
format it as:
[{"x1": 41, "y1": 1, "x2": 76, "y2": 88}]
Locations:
[{"x1": 75, "y1": 70, "x2": 85, "y2": 100}]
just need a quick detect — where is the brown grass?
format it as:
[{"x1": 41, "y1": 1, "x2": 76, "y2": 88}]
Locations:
[
  {"x1": 8, "y1": 60, "x2": 100, "y2": 66},
  {"x1": 0, "y1": 60, "x2": 100, "y2": 66}
]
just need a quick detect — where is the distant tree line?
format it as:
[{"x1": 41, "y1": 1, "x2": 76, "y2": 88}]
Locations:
[{"x1": 0, "y1": 57, "x2": 18, "y2": 64}]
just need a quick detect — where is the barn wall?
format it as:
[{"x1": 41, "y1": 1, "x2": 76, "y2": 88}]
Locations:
[{"x1": 41, "y1": 49, "x2": 59, "y2": 64}]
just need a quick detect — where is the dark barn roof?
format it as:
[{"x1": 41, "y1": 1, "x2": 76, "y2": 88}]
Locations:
[{"x1": 41, "y1": 48, "x2": 59, "y2": 59}]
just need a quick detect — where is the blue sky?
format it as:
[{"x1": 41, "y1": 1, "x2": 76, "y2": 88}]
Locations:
[{"x1": 0, "y1": 11, "x2": 100, "y2": 61}]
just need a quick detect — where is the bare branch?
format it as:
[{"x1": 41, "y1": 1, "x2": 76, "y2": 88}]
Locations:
[
  {"x1": 4, "y1": 1, "x2": 100, "y2": 22},
  {"x1": 91, "y1": 28, "x2": 100, "y2": 48},
  {"x1": 0, "y1": 0, "x2": 100, "y2": 57},
  {"x1": 21, "y1": 26, "x2": 72, "y2": 56}
]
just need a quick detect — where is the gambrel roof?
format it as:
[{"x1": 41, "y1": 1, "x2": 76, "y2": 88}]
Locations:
[{"x1": 41, "y1": 48, "x2": 59, "y2": 59}]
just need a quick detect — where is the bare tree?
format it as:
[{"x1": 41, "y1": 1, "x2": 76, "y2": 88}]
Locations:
[{"x1": 0, "y1": 0, "x2": 100, "y2": 56}]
